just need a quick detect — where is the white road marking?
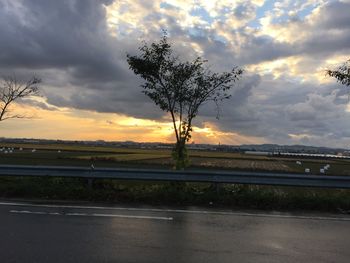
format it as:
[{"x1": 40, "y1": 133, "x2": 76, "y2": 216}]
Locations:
[
  {"x1": 65, "y1": 212, "x2": 87, "y2": 216},
  {"x1": 90, "y1": 213, "x2": 173, "y2": 220},
  {"x1": 48, "y1": 212, "x2": 60, "y2": 215},
  {"x1": 2, "y1": 201, "x2": 349, "y2": 221},
  {"x1": 9, "y1": 209, "x2": 173, "y2": 221},
  {"x1": 10, "y1": 210, "x2": 58, "y2": 215}
]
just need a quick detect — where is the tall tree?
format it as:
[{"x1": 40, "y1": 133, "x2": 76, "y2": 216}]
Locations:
[
  {"x1": 326, "y1": 59, "x2": 350, "y2": 87},
  {"x1": 127, "y1": 33, "x2": 243, "y2": 169},
  {"x1": 0, "y1": 75, "x2": 41, "y2": 122}
]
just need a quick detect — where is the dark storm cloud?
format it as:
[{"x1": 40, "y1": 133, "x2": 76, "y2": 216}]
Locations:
[
  {"x1": 301, "y1": 30, "x2": 350, "y2": 57},
  {"x1": 0, "y1": 0, "x2": 116, "y2": 70},
  {"x1": 0, "y1": 0, "x2": 154, "y2": 118},
  {"x1": 238, "y1": 36, "x2": 294, "y2": 65},
  {"x1": 316, "y1": 1, "x2": 350, "y2": 30},
  {"x1": 280, "y1": 1, "x2": 350, "y2": 59},
  {"x1": 209, "y1": 77, "x2": 350, "y2": 146}
]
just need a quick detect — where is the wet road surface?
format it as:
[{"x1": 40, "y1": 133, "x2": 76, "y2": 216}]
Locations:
[{"x1": 0, "y1": 201, "x2": 349, "y2": 263}]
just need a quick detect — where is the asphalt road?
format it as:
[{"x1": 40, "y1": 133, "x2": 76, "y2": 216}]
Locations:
[{"x1": 0, "y1": 201, "x2": 349, "y2": 263}]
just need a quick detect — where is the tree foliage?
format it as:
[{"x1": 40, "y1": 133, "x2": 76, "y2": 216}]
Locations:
[
  {"x1": 127, "y1": 32, "x2": 243, "y2": 169},
  {"x1": 0, "y1": 75, "x2": 41, "y2": 122},
  {"x1": 326, "y1": 59, "x2": 350, "y2": 87}
]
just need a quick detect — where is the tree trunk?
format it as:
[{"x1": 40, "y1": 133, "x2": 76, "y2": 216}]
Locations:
[{"x1": 173, "y1": 140, "x2": 189, "y2": 170}]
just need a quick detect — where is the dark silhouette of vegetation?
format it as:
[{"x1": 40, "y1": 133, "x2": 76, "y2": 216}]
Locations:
[
  {"x1": 127, "y1": 32, "x2": 243, "y2": 169},
  {"x1": 327, "y1": 59, "x2": 350, "y2": 87},
  {"x1": 0, "y1": 75, "x2": 41, "y2": 122}
]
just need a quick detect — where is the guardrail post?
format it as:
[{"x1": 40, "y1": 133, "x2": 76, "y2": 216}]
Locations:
[
  {"x1": 215, "y1": 183, "x2": 222, "y2": 193},
  {"x1": 88, "y1": 164, "x2": 95, "y2": 189},
  {"x1": 87, "y1": 178, "x2": 94, "y2": 189}
]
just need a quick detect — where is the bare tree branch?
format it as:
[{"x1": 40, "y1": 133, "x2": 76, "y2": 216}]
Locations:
[{"x1": 0, "y1": 75, "x2": 41, "y2": 122}]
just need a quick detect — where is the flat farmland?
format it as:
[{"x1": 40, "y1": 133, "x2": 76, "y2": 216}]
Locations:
[
  {"x1": 1, "y1": 142, "x2": 350, "y2": 175},
  {"x1": 190, "y1": 158, "x2": 291, "y2": 171}
]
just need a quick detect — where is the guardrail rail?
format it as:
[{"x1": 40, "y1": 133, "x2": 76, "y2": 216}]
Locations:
[{"x1": 0, "y1": 165, "x2": 350, "y2": 189}]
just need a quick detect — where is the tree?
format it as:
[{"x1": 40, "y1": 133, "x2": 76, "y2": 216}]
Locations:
[
  {"x1": 326, "y1": 59, "x2": 350, "y2": 87},
  {"x1": 0, "y1": 75, "x2": 41, "y2": 122},
  {"x1": 127, "y1": 33, "x2": 243, "y2": 169}
]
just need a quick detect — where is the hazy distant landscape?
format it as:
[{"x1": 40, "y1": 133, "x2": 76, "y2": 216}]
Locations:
[{"x1": 1, "y1": 139, "x2": 350, "y2": 176}]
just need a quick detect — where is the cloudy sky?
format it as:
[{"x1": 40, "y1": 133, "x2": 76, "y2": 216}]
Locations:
[{"x1": 0, "y1": 0, "x2": 350, "y2": 147}]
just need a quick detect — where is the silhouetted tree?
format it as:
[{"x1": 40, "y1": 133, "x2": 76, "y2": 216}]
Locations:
[
  {"x1": 127, "y1": 32, "x2": 243, "y2": 169},
  {"x1": 0, "y1": 75, "x2": 41, "y2": 122},
  {"x1": 327, "y1": 59, "x2": 350, "y2": 87}
]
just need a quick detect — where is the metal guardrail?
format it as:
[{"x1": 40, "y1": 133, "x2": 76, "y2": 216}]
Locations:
[{"x1": 0, "y1": 165, "x2": 349, "y2": 189}]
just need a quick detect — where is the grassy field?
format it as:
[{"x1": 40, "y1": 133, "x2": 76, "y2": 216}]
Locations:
[
  {"x1": 1, "y1": 142, "x2": 350, "y2": 175},
  {"x1": 0, "y1": 142, "x2": 350, "y2": 211}
]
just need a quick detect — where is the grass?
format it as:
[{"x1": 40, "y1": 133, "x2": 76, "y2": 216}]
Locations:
[
  {"x1": 75, "y1": 153, "x2": 170, "y2": 162},
  {"x1": 0, "y1": 142, "x2": 170, "y2": 155},
  {"x1": 0, "y1": 176, "x2": 349, "y2": 212},
  {"x1": 0, "y1": 144, "x2": 350, "y2": 175},
  {"x1": 1, "y1": 142, "x2": 350, "y2": 175},
  {"x1": 0, "y1": 142, "x2": 350, "y2": 211}
]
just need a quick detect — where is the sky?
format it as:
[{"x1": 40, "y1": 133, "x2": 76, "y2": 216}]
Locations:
[{"x1": 0, "y1": 0, "x2": 350, "y2": 147}]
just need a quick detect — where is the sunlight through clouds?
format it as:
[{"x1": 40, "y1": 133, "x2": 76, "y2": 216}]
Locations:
[
  {"x1": 1, "y1": 0, "x2": 350, "y2": 147},
  {"x1": 4, "y1": 102, "x2": 263, "y2": 144}
]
